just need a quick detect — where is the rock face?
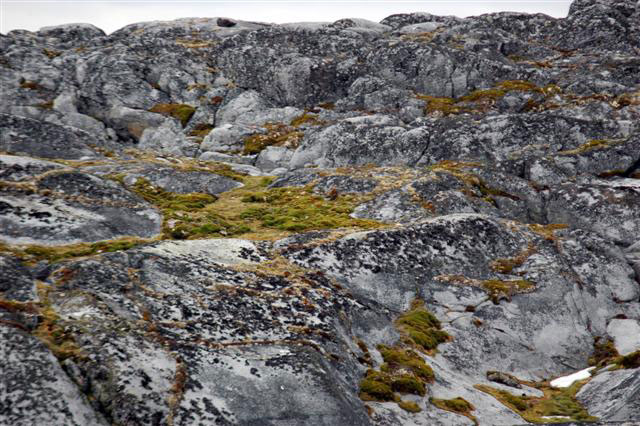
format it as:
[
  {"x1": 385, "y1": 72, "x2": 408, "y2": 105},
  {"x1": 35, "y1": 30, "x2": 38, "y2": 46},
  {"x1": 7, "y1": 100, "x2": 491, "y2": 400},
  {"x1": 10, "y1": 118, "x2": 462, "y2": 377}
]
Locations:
[{"x1": 1, "y1": 1, "x2": 639, "y2": 425}]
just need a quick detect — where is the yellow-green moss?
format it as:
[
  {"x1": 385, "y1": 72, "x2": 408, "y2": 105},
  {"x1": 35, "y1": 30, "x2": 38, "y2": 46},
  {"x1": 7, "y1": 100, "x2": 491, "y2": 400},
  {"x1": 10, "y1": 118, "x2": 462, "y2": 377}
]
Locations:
[
  {"x1": 416, "y1": 95, "x2": 464, "y2": 115},
  {"x1": 359, "y1": 370, "x2": 396, "y2": 401},
  {"x1": 528, "y1": 223, "x2": 568, "y2": 242},
  {"x1": 475, "y1": 383, "x2": 598, "y2": 423},
  {"x1": 395, "y1": 299, "x2": 450, "y2": 352},
  {"x1": 398, "y1": 400, "x2": 422, "y2": 413},
  {"x1": 378, "y1": 345, "x2": 435, "y2": 382},
  {"x1": 237, "y1": 185, "x2": 380, "y2": 233},
  {"x1": 557, "y1": 139, "x2": 625, "y2": 156},
  {"x1": 431, "y1": 397, "x2": 477, "y2": 424},
  {"x1": 1, "y1": 238, "x2": 149, "y2": 264},
  {"x1": 243, "y1": 123, "x2": 303, "y2": 155},
  {"x1": 481, "y1": 279, "x2": 535, "y2": 304},
  {"x1": 149, "y1": 103, "x2": 196, "y2": 127},
  {"x1": 290, "y1": 112, "x2": 325, "y2": 127}
]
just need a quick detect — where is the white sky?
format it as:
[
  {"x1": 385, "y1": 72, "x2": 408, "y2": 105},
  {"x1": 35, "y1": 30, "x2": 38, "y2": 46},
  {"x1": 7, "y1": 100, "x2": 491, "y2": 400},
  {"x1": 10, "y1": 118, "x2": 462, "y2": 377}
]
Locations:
[{"x1": 1, "y1": 1, "x2": 573, "y2": 35}]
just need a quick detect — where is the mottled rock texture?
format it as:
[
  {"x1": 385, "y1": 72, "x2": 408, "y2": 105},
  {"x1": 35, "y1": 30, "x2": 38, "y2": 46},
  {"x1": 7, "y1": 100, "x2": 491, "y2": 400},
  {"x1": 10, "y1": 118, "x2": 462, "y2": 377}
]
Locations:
[{"x1": 1, "y1": 1, "x2": 639, "y2": 425}]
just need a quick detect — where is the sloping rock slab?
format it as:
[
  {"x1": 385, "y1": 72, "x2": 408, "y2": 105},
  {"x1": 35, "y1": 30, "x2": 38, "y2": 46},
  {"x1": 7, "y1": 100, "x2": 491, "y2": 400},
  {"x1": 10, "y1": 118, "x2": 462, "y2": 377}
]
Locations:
[{"x1": 0, "y1": 171, "x2": 162, "y2": 245}]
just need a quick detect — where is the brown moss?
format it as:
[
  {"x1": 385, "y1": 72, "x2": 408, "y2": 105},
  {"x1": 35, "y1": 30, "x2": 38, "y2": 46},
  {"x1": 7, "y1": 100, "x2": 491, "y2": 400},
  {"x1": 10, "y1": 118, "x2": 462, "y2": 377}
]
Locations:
[
  {"x1": 188, "y1": 123, "x2": 214, "y2": 139},
  {"x1": 481, "y1": 279, "x2": 535, "y2": 304},
  {"x1": 149, "y1": 103, "x2": 196, "y2": 127},
  {"x1": 42, "y1": 48, "x2": 61, "y2": 59},
  {"x1": 19, "y1": 80, "x2": 43, "y2": 90},
  {"x1": 589, "y1": 337, "x2": 619, "y2": 367},
  {"x1": 243, "y1": 123, "x2": 303, "y2": 155},
  {"x1": 617, "y1": 350, "x2": 640, "y2": 369},
  {"x1": 290, "y1": 112, "x2": 325, "y2": 127},
  {"x1": 528, "y1": 223, "x2": 568, "y2": 242},
  {"x1": 558, "y1": 139, "x2": 625, "y2": 156},
  {"x1": 491, "y1": 242, "x2": 537, "y2": 274}
]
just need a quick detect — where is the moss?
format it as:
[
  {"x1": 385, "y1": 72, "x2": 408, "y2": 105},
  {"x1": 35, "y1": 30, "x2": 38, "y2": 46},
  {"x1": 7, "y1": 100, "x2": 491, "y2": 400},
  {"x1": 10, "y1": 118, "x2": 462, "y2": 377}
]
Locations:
[
  {"x1": 398, "y1": 400, "x2": 422, "y2": 413},
  {"x1": 360, "y1": 370, "x2": 395, "y2": 401},
  {"x1": 459, "y1": 88, "x2": 506, "y2": 103},
  {"x1": 237, "y1": 185, "x2": 380, "y2": 233},
  {"x1": 378, "y1": 345, "x2": 435, "y2": 382},
  {"x1": 391, "y1": 374, "x2": 426, "y2": 396},
  {"x1": 37, "y1": 100, "x2": 54, "y2": 110},
  {"x1": 528, "y1": 223, "x2": 568, "y2": 242},
  {"x1": 19, "y1": 80, "x2": 43, "y2": 90},
  {"x1": 558, "y1": 139, "x2": 625, "y2": 156},
  {"x1": 588, "y1": 337, "x2": 619, "y2": 366},
  {"x1": 491, "y1": 243, "x2": 537, "y2": 274},
  {"x1": 416, "y1": 95, "x2": 464, "y2": 115},
  {"x1": 395, "y1": 299, "x2": 450, "y2": 352},
  {"x1": 481, "y1": 279, "x2": 535, "y2": 304},
  {"x1": 290, "y1": 112, "x2": 324, "y2": 127},
  {"x1": 243, "y1": 123, "x2": 303, "y2": 155},
  {"x1": 149, "y1": 103, "x2": 196, "y2": 127},
  {"x1": 475, "y1": 383, "x2": 598, "y2": 423},
  {"x1": 42, "y1": 48, "x2": 61, "y2": 59},
  {"x1": 431, "y1": 397, "x2": 477, "y2": 424},
  {"x1": 175, "y1": 38, "x2": 215, "y2": 48},
  {"x1": 617, "y1": 350, "x2": 640, "y2": 369},
  {"x1": 188, "y1": 123, "x2": 214, "y2": 139},
  {"x1": 318, "y1": 102, "x2": 335, "y2": 110},
  {"x1": 9, "y1": 238, "x2": 149, "y2": 264}
]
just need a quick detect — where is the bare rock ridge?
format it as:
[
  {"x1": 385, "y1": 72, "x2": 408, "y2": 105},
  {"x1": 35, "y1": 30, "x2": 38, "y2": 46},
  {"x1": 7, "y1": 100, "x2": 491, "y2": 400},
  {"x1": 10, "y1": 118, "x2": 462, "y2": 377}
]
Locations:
[{"x1": 1, "y1": 0, "x2": 639, "y2": 424}]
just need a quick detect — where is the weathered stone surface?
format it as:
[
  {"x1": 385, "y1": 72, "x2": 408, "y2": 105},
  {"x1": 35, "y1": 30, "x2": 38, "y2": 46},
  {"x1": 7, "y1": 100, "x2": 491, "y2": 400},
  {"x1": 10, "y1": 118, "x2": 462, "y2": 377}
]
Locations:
[
  {"x1": 577, "y1": 367, "x2": 640, "y2": 422},
  {"x1": 0, "y1": 171, "x2": 162, "y2": 245},
  {"x1": 2, "y1": 0, "x2": 640, "y2": 424}
]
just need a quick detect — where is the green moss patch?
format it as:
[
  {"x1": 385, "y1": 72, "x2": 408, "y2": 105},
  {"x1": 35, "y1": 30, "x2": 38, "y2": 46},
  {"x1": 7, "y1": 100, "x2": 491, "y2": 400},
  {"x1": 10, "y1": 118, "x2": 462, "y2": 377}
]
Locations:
[
  {"x1": 188, "y1": 123, "x2": 214, "y2": 140},
  {"x1": 475, "y1": 382, "x2": 598, "y2": 424},
  {"x1": 395, "y1": 299, "x2": 450, "y2": 352},
  {"x1": 1, "y1": 238, "x2": 149, "y2": 264},
  {"x1": 398, "y1": 400, "x2": 422, "y2": 413},
  {"x1": 431, "y1": 397, "x2": 477, "y2": 424},
  {"x1": 149, "y1": 103, "x2": 196, "y2": 127}
]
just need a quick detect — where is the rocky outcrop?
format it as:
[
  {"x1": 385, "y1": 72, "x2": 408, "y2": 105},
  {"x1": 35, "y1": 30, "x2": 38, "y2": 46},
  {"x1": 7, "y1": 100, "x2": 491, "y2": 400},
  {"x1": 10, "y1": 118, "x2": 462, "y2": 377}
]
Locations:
[{"x1": 1, "y1": 0, "x2": 639, "y2": 425}]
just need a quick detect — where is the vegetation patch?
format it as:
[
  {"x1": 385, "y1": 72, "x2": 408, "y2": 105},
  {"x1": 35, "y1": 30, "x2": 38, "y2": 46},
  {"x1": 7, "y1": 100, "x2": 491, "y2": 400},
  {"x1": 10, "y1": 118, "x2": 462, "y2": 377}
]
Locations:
[
  {"x1": 588, "y1": 337, "x2": 619, "y2": 367},
  {"x1": 290, "y1": 112, "x2": 325, "y2": 127},
  {"x1": 616, "y1": 350, "x2": 640, "y2": 369},
  {"x1": 122, "y1": 175, "x2": 382, "y2": 241},
  {"x1": 149, "y1": 103, "x2": 196, "y2": 127},
  {"x1": 175, "y1": 38, "x2": 215, "y2": 49},
  {"x1": 243, "y1": 123, "x2": 303, "y2": 155},
  {"x1": 528, "y1": 223, "x2": 568, "y2": 242},
  {"x1": 188, "y1": 123, "x2": 214, "y2": 140},
  {"x1": 491, "y1": 242, "x2": 537, "y2": 274},
  {"x1": 398, "y1": 400, "x2": 422, "y2": 413},
  {"x1": 475, "y1": 382, "x2": 598, "y2": 424},
  {"x1": 435, "y1": 275, "x2": 536, "y2": 304},
  {"x1": 395, "y1": 299, "x2": 450, "y2": 352},
  {"x1": 431, "y1": 397, "x2": 477, "y2": 424},
  {"x1": 557, "y1": 139, "x2": 626, "y2": 156},
  {"x1": 417, "y1": 80, "x2": 562, "y2": 116}
]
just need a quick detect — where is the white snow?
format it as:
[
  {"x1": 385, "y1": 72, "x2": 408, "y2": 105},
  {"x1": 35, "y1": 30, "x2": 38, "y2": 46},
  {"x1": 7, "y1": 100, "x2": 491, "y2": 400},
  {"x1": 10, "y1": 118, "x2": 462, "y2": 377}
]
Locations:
[{"x1": 550, "y1": 367, "x2": 596, "y2": 388}]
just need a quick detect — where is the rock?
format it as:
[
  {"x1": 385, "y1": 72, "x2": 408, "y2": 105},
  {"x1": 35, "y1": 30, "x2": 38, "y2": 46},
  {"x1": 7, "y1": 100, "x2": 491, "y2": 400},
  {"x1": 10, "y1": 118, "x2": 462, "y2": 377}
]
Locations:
[
  {"x1": 0, "y1": 171, "x2": 162, "y2": 245},
  {"x1": 0, "y1": 114, "x2": 104, "y2": 160},
  {"x1": 606, "y1": 319, "x2": 640, "y2": 355},
  {"x1": 0, "y1": 326, "x2": 108, "y2": 426},
  {"x1": 0, "y1": 155, "x2": 64, "y2": 182},
  {"x1": 486, "y1": 371, "x2": 522, "y2": 389},
  {"x1": 254, "y1": 146, "x2": 294, "y2": 172},
  {"x1": 577, "y1": 367, "x2": 640, "y2": 421},
  {"x1": 217, "y1": 18, "x2": 237, "y2": 28}
]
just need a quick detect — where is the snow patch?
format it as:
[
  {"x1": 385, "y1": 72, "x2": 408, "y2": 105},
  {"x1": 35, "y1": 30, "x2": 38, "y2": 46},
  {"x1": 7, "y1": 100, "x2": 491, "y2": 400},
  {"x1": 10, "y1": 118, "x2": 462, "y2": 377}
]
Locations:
[{"x1": 550, "y1": 367, "x2": 595, "y2": 388}]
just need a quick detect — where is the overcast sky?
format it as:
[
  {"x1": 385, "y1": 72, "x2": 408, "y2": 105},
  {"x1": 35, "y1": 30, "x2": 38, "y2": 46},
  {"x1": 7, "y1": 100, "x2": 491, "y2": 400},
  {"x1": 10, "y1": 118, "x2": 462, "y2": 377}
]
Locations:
[{"x1": 1, "y1": 1, "x2": 573, "y2": 35}]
